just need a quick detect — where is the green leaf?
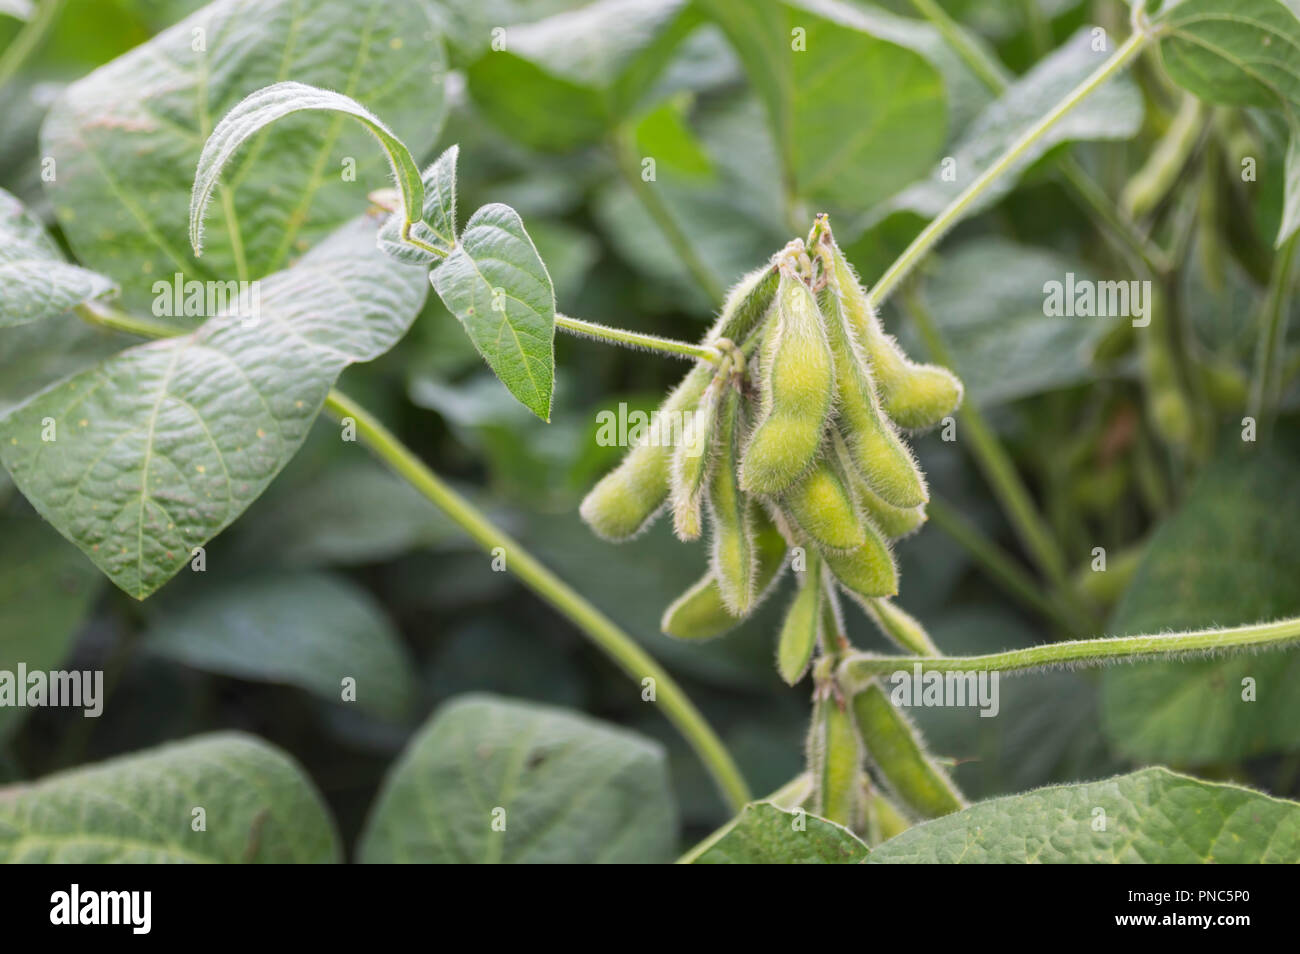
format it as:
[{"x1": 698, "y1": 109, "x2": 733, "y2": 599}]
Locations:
[
  {"x1": 0, "y1": 516, "x2": 103, "y2": 741},
  {"x1": 632, "y1": 96, "x2": 713, "y2": 179},
  {"x1": 190, "y1": 82, "x2": 425, "y2": 260},
  {"x1": 465, "y1": 0, "x2": 699, "y2": 151},
  {"x1": 872, "y1": 28, "x2": 1142, "y2": 226},
  {"x1": 688, "y1": 802, "x2": 869, "y2": 863},
  {"x1": 358, "y1": 694, "x2": 677, "y2": 863},
  {"x1": 702, "y1": 0, "x2": 947, "y2": 210},
  {"x1": 911, "y1": 238, "x2": 1116, "y2": 407},
  {"x1": 429, "y1": 203, "x2": 556, "y2": 420},
  {"x1": 1155, "y1": 0, "x2": 1300, "y2": 244},
  {"x1": 377, "y1": 144, "x2": 459, "y2": 265},
  {"x1": 0, "y1": 216, "x2": 427, "y2": 600},
  {"x1": 1100, "y1": 444, "x2": 1300, "y2": 763},
  {"x1": 0, "y1": 732, "x2": 341, "y2": 862},
  {"x1": 0, "y1": 187, "x2": 116, "y2": 328},
  {"x1": 41, "y1": 0, "x2": 447, "y2": 306},
  {"x1": 868, "y1": 767, "x2": 1300, "y2": 863},
  {"x1": 142, "y1": 571, "x2": 417, "y2": 720}
]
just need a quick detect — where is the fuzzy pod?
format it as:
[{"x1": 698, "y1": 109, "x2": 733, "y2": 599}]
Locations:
[
  {"x1": 859, "y1": 598, "x2": 940, "y2": 656},
  {"x1": 706, "y1": 262, "x2": 780, "y2": 345},
  {"x1": 707, "y1": 386, "x2": 758, "y2": 615},
  {"x1": 660, "y1": 511, "x2": 788, "y2": 639},
  {"x1": 580, "y1": 364, "x2": 710, "y2": 540},
  {"x1": 821, "y1": 518, "x2": 898, "y2": 600},
  {"x1": 738, "y1": 267, "x2": 834, "y2": 495},
  {"x1": 780, "y1": 452, "x2": 866, "y2": 552},
  {"x1": 807, "y1": 691, "x2": 865, "y2": 829},
  {"x1": 669, "y1": 369, "x2": 729, "y2": 541},
  {"x1": 864, "y1": 782, "x2": 911, "y2": 845},
  {"x1": 818, "y1": 279, "x2": 928, "y2": 509},
  {"x1": 823, "y1": 239, "x2": 961, "y2": 432},
  {"x1": 849, "y1": 681, "x2": 964, "y2": 819},
  {"x1": 856, "y1": 479, "x2": 927, "y2": 540},
  {"x1": 776, "y1": 554, "x2": 822, "y2": 685}
]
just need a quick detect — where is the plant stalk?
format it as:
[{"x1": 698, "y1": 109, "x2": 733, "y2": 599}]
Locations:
[
  {"x1": 868, "y1": 26, "x2": 1150, "y2": 309},
  {"x1": 839, "y1": 615, "x2": 1300, "y2": 686},
  {"x1": 324, "y1": 390, "x2": 752, "y2": 812},
  {"x1": 1249, "y1": 234, "x2": 1299, "y2": 428},
  {"x1": 556, "y1": 313, "x2": 721, "y2": 363},
  {"x1": 0, "y1": 0, "x2": 63, "y2": 92}
]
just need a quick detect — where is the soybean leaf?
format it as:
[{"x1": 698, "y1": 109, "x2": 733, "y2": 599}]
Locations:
[
  {"x1": 0, "y1": 516, "x2": 102, "y2": 742},
  {"x1": 358, "y1": 694, "x2": 677, "y2": 863},
  {"x1": 0, "y1": 216, "x2": 428, "y2": 600},
  {"x1": 429, "y1": 203, "x2": 556, "y2": 420},
  {"x1": 0, "y1": 733, "x2": 340, "y2": 862},
  {"x1": 1100, "y1": 444, "x2": 1300, "y2": 763},
  {"x1": 0, "y1": 187, "x2": 116, "y2": 328},
  {"x1": 41, "y1": 0, "x2": 446, "y2": 307},
  {"x1": 701, "y1": 0, "x2": 947, "y2": 210},
  {"x1": 0, "y1": 314, "x2": 127, "y2": 416},
  {"x1": 910, "y1": 238, "x2": 1118, "y2": 407},
  {"x1": 377, "y1": 144, "x2": 459, "y2": 266},
  {"x1": 868, "y1": 29, "x2": 1143, "y2": 227},
  {"x1": 465, "y1": 0, "x2": 700, "y2": 151},
  {"x1": 689, "y1": 802, "x2": 869, "y2": 864},
  {"x1": 868, "y1": 767, "x2": 1300, "y2": 863},
  {"x1": 1153, "y1": 0, "x2": 1300, "y2": 243},
  {"x1": 190, "y1": 82, "x2": 425, "y2": 260},
  {"x1": 142, "y1": 572, "x2": 417, "y2": 721}
]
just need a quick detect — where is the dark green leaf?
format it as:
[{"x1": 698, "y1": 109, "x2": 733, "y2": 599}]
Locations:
[
  {"x1": 869, "y1": 767, "x2": 1300, "y2": 863},
  {"x1": 689, "y1": 802, "x2": 869, "y2": 863},
  {"x1": 358, "y1": 694, "x2": 677, "y2": 863}
]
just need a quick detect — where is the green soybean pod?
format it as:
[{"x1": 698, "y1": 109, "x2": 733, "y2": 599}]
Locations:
[
  {"x1": 807, "y1": 692, "x2": 865, "y2": 829},
  {"x1": 669, "y1": 369, "x2": 728, "y2": 542},
  {"x1": 821, "y1": 518, "x2": 897, "y2": 600},
  {"x1": 738, "y1": 266, "x2": 834, "y2": 495},
  {"x1": 818, "y1": 278, "x2": 928, "y2": 509},
  {"x1": 823, "y1": 239, "x2": 961, "y2": 432},
  {"x1": 864, "y1": 782, "x2": 912, "y2": 844},
  {"x1": 707, "y1": 262, "x2": 780, "y2": 344},
  {"x1": 580, "y1": 364, "x2": 710, "y2": 541},
  {"x1": 849, "y1": 681, "x2": 965, "y2": 819},
  {"x1": 776, "y1": 553, "x2": 822, "y2": 685},
  {"x1": 827, "y1": 430, "x2": 926, "y2": 540},
  {"x1": 661, "y1": 511, "x2": 788, "y2": 639},
  {"x1": 780, "y1": 453, "x2": 865, "y2": 553},
  {"x1": 859, "y1": 598, "x2": 940, "y2": 656},
  {"x1": 707, "y1": 386, "x2": 758, "y2": 616}
]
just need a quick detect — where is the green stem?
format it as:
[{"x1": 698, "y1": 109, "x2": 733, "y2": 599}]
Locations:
[
  {"x1": 1249, "y1": 234, "x2": 1299, "y2": 427},
  {"x1": 903, "y1": 288, "x2": 1081, "y2": 607},
  {"x1": 839, "y1": 615, "x2": 1300, "y2": 686},
  {"x1": 867, "y1": 26, "x2": 1151, "y2": 310},
  {"x1": 555, "y1": 313, "x2": 721, "y2": 363},
  {"x1": 0, "y1": 0, "x2": 63, "y2": 91},
  {"x1": 324, "y1": 390, "x2": 751, "y2": 812},
  {"x1": 926, "y1": 497, "x2": 1082, "y2": 633},
  {"x1": 611, "y1": 127, "x2": 726, "y2": 306},
  {"x1": 72, "y1": 300, "x2": 751, "y2": 811}
]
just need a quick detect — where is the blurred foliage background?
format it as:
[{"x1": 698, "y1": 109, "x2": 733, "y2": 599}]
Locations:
[{"x1": 2, "y1": 0, "x2": 1298, "y2": 853}]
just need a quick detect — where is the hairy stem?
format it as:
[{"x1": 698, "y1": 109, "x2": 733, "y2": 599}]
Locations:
[
  {"x1": 867, "y1": 26, "x2": 1150, "y2": 309},
  {"x1": 556, "y1": 313, "x2": 721, "y2": 363},
  {"x1": 839, "y1": 615, "x2": 1300, "y2": 686},
  {"x1": 324, "y1": 390, "x2": 751, "y2": 812},
  {"x1": 72, "y1": 300, "x2": 751, "y2": 812}
]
